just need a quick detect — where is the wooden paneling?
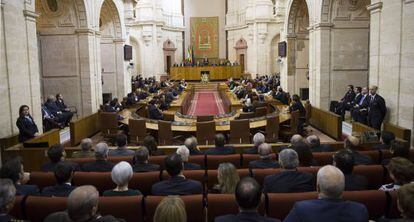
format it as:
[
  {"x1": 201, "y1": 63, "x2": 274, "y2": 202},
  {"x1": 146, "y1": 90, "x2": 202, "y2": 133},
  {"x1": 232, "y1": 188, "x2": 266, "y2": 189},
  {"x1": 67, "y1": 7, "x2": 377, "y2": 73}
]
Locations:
[
  {"x1": 25, "y1": 129, "x2": 60, "y2": 147},
  {"x1": 170, "y1": 66, "x2": 242, "y2": 80},
  {"x1": 383, "y1": 122, "x2": 411, "y2": 143},
  {"x1": 352, "y1": 122, "x2": 378, "y2": 135},
  {"x1": 309, "y1": 107, "x2": 342, "y2": 140},
  {"x1": 70, "y1": 113, "x2": 100, "y2": 146}
]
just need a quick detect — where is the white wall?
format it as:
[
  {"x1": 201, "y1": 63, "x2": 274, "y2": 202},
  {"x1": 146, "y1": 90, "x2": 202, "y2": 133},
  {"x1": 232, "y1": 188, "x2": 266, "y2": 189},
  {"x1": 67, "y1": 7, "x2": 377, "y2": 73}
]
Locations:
[{"x1": 184, "y1": 0, "x2": 226, "y2": 58}]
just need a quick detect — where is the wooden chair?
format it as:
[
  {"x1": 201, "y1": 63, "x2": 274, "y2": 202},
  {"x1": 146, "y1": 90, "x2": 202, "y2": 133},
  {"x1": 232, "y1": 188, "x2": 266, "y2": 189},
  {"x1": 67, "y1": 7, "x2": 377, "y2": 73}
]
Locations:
[
  {"x1": 163, "y1": 112, "x2": 175, "y2": 122},
  {"x1": 280, "y1": 110, "x2": 299, "y2": 141},
  {"x1": 196, "y1": 121, "x2": 216, "y2": 145},
  {"x1": 197, "y1": 115, "x2": 214, "y2": 122},
  {"x1": 265, "y1": 115, "x2": 279, "y2": 143},
  {"x1": 238, "y1": 112, "x2": 255, "y2": 120},
  {"x1": 254, "y1": 107, "x2": 267, "y2": 117},
  {"x1": 128, "y1": 119, "x2": 147, "y2": 144},
  {"x1": 229, "y1": 119, "x2": 250, "y2": 144},
  {"x1": 99, "y1": 112, "x2": 120, "y2": 142},
  {"x1": 158, "y1": 120, "x2": 174, "y2": 145}
]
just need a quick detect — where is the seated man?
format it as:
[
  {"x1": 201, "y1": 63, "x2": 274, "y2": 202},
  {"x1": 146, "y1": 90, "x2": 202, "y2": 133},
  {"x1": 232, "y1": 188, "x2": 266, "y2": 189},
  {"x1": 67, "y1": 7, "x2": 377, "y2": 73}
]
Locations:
[
  {"x1": 215, "y1": 177, "x2": 281, "y2": 222},
  {"x1": 373, "y1": 131, "x2": 395, "y2": 151},
  {"x1": 184, "y1": 136, "x2": 203, "y2": 155},
  {"x1": 41, "y1": 144, "x2": 80, "y2": 172},
  {"x1": 284, "y1": 165, "x2": 368, "y2": 222},
  {"x1": 42, "y1": 161, "x2": 76, "y2": 197},
  {"x1": 45, "y1": 95, "x2": 72, "y2": 126},
  {"x1": 306, "y1": 135, "x2": 332, "y2": 152},
  {"x1": 176, "y1": 146, "x2": 201, "y2": 170},
  {"x1": 71, "y1": 138, "x2": 94, "y2": 158},
  {"x1": 248, "y1": 143, "x2": 279, "y2": 169},
  {"x1": 243, "y1": 132, "x2": 265, "y2": 154},
  {"x1": 344, "y1": 136, "x2": 372, "y2": 165},
  {"x1": 81, "y1": 143, "x2": 114, "y2": 172},
  {"x1": 148, "y1": 99, "x2": 164, "y2": 120},
  {"x1": 204, "y1": 134, "x2": 236, "y2": 155},
  {"x1": 55, "y1": 93, "x2": 74, "y2": 119},
  {"x1": 151, "y1": 153, "x2": 203, "y2": 195},
  {"x1": 132, "y1": 146, "x2": 160, "y2": 172},
  {"x1": 263, "y1": 149, "x2": 315, "y2": 193},
  {"x1": 0, "y1": 179, "x2": 17, "y2": 222},
  {"x1": 335, "y1": 85, "x2": 356, "y2": 120},
  {"x1": 333, "y1": 149, "x2": 368, "y2": 191},
  {"x1": 351, "y1": 87, "x2": 370, "y2": 124},
  {"x1": 41, "y1": 104, "x2": 62, "y2": 131},
  {"x1": 108, "y1": 134, "x2": 135, "y2": 157},
  {"x1": 0, "y1": 157, "x2": 39, "y2": 196}
]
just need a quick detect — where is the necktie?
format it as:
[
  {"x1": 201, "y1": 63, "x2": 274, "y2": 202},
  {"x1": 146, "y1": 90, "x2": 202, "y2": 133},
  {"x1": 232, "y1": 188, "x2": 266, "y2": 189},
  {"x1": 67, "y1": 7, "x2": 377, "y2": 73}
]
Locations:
[{"x1": 359, "y1": 95, "x2": 365, "y2": 106}]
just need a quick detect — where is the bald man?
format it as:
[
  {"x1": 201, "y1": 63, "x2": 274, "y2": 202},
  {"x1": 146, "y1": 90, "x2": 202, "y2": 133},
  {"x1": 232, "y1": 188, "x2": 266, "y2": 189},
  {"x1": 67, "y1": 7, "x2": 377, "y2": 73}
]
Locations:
[
  {"x1": 284, "y1": 165, "x2": 368, "y2": 222},
  {"x1": 248, "y1": 143, "x2": 279, "y2": 169},
  {"x1": 367, "y1": 85, "x2": 386, "y2": 130}
]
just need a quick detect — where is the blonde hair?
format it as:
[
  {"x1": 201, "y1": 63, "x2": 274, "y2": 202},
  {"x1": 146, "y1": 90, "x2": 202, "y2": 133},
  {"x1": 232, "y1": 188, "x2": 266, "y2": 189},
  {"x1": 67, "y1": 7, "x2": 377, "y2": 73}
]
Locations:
[
  {"x1": 217, "y1": 163, "x2": 240, "y2": 194},
  {"x1": 154, "y1": 196, "x2": 186, "y2": 222}
]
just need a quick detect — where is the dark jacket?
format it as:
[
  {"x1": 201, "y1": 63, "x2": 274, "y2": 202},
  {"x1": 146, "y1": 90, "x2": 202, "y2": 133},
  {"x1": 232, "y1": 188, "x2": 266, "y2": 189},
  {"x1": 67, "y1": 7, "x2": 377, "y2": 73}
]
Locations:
[
  {"x1": 148, "y1": 104, "x2": 163, "y2": 120},
  {"x1": 204, "y1": 146, "x2": 236, "y2": 155},
  {"x1": 351, "y1": 150, "x2": 373, "y2": 165},
  {"x1": 284, "y1": 198, "x2": 368, "y2": 222},
  {"x1": 249, "y1": 159, "x2": 280, "y2": 169},
  {"x1": 132, "y1": 163, "x2": 160, "y2": 172},
  {"x1": 184, "y1": 162, "x2": 202, "y2": 170},
  {"x1": 41, "y1": 161, "x2": 80, "y2": 172},
  {"x1": 55, "y1": 99, "x2": 68, "y2": 111},
  {"x1": 41, "y1": 183, "x2": 76, "y2": 197},
  {"x1": 289, "y1": 102, "x2": 306, "y2": 118},
  {"x1": 344, "y1": 174, "x2": 368, "y2": 191},
  {"x1": 45, "y1": 101, "x2": 61, "y2": 116},
  {"x1": 310, "y1": 144, "x2": 333, "y2": 152},
  {"x1": 81, "y1": 160, "x2": 114, "y2": 172},
  {"x1": 15, "y1": 184, "x2": 39, "y2": 196},
  {"x1": 274, "y1": 92, "x2": 289, "y2": 105},
  {"x1": 151, "y1": 175, "x2": 203, "y2": 195},
  {"x1": 16, "y1": 115, "x2": 39, "y2": 142},
  {"x1": 108, "y1": 147, "x2": 135, "y2": 157},
  {"x1": 215, "y1": 212, "x2": 281, "y2": 222},
  {"x1": 342, "y1": 91, "x2": 356, "y2": 104},
  {"x1": 263, "y1": 170, "x2": 315, "y2": 193}
]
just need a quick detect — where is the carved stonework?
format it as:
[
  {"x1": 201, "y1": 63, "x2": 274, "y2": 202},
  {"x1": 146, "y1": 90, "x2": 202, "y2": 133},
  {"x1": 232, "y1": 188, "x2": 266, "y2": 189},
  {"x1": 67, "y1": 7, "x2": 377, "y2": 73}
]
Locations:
[
  {"x1": 36, "y1": 0, "x2": 78, "y2": 28},
  {"x1": 332, "y1": 0, "x2": 370, "y2": 21}
]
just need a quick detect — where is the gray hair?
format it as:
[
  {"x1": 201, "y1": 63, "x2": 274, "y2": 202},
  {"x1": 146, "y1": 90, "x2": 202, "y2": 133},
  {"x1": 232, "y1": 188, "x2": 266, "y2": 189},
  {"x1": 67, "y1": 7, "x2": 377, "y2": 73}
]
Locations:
[
  {"x1": 0, "y1": 179, "x2": 16, "y2": 212},
  {"x1": 176, "y1": 146, "x2": 190, "y2": 162},
  {"x1": 306, "y1": 135, "x2": 320, "y2": 148},
  {"x1": 81, "y1": 138, "x2": 92, "y2": 151},
  {"x1": 317, "y1": 165, "x2": 345, "y2": 199},
  {"x1": 258, "y1": 143, "x2": 272, "y2": 158},
  {"x1": 253, "y1": 133, "x2": 265, "y2": 147},
  {"x1": 67, "y1": 185, "x2": 99, "y2": 221},
  {"x1": 290, "y1": 134, "x2": 304, "y2": 145},
  {"x1": 184, "y1": 137, "x2": 197, "y2": 151},
  {"x1": 278, "y1": 149, "x2": 299, "y2": 169},
  {"x1": 94, "y1": 143, "x2": 109, "y2": 160},
  {"x1": 111, "y1": 161, "x2": 133, "y2": 186}
]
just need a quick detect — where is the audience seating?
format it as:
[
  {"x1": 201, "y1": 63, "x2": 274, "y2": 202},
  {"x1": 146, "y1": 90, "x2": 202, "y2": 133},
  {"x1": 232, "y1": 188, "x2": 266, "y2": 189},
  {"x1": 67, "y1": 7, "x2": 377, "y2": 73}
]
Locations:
[
  {"x1": 189, "y1": 155, "x2": 207, "y2": 169},
  {"x1": 144, "y1": 195, "x2": 204, "y2": 222},
  {"x1": 342, "y1": 190, "x2": 387, "y2": 219},
  {"x1": 28, "y1": 172, "x2": 55, "y2": 190},
  {"x1": 197, "y1": 115, "x2": 214, "y2": 122},
  {"x1": 162, "y1": 112, "x2": 175, "y2": 122},
  {"x1": 207, "y1": 193, "x2": 265, "y2": 222},
  {"x1": 157, "y1": 121, "x2": 174, "y2": 145},
  {"x1": 160, "y1": 170, "x2": 206, "y2": 189},
  {"x1": 9, "y1": 195, "x2": 24, "y2": 220},
  {"x1": 99, "y1": 196, "x2": 144, "y2": 222},
  {"x1": 280, "y1": 110, "x2": 299, "y2": 140},
  {"x1": 24, "y1": 196, "x2": 67, "y2": 222},
  {"x1": 196, "y1": 121, "x2": 216, "y2": 145},
  {"x1": 267, "y1": 192, "x2": 318, "y2": 220},
  {"x1": 129, "y1": 119, "x2": 148, "y2": 144},
  {"x1": 229, "y1": 120, "x2": 251, "y2": 144},
  {"x1": 385, "y1": 191, "x2": 400, "y2": 219},
  {"x1": 313, "y1": 150, "x2": 381, "y2": 165},
  {"x1": 99, "y1": 112, "x2": 119, "y2": 138},
  {"x1": 353, "y1": 165, "x2": 385, "y2": 189},
  {"x1": 254, "y1": 107, "x2": 267, "y2": 117},
  {"x1": 265, "y1": 115, "x2": 279, "y2": 143},
  {"x1": 206, "y1": 169, "x2": 250, "y2": 190},
  {"x1": 205, "y1": 154, "x2": 241, "y2": 170},
  {"x1": 148, "y1": 155, "x2": 166, "y2": 168},
  {"x1": 241, "y1": 153, "x2": 277, "y2": 168}
]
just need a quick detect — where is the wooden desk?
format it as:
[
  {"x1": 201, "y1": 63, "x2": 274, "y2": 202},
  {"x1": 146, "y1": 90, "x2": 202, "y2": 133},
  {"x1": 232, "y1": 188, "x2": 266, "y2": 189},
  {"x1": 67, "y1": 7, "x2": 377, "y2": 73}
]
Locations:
[{"x1": 170, "y1": 66, "x2": 242, "y2": 80}]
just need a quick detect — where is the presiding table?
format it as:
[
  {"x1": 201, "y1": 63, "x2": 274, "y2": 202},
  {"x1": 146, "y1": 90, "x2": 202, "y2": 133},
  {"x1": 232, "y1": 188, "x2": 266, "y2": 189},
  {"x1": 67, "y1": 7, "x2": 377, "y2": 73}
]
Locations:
[{"x1": 170, "y1": 66, "x2": 242, "y2": 81}]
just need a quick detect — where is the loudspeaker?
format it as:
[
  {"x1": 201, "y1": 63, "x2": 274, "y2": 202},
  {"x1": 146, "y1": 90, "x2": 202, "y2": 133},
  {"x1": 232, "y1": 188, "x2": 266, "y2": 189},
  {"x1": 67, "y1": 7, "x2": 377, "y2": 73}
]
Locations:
[
  {"x1": 124, "y1": 45, "x2": 132, "y2": 60},
  {"x1": 278, "y1": 41, "x2": 287, "y2": 57}
]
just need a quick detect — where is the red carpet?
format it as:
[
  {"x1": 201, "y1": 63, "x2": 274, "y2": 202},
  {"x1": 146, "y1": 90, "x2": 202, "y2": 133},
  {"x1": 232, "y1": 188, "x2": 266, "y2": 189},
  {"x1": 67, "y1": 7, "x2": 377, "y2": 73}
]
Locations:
[{"x1": 187, "y1": 91, "x2": 225, "y2": 116}]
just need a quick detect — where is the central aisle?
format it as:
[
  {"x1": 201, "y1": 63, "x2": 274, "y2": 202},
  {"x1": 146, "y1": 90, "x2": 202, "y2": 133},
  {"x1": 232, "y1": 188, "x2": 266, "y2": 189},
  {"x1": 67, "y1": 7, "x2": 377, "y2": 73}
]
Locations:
[{"x1": 187, "y1": 90, "x2": 225, "y2": 116}]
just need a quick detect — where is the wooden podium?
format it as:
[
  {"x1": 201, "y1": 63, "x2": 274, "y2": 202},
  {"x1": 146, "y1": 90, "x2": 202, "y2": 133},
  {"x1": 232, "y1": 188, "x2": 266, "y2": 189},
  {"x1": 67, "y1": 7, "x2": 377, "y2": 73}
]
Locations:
[{"x1": 169, "y1": 66, "x2": 242, "y2": 80}]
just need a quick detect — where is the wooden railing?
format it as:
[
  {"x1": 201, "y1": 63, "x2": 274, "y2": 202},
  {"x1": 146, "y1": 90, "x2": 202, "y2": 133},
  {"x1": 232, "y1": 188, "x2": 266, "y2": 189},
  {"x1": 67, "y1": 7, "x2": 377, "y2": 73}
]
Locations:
[
  {"x1": 383, "y1": 122, "x2": 411, "y2": 144},
  {"x1": 25, "y1": 129, "x2": 60, "y2": 147},
  {"x1": 70, "y1": 113, "x2": 100, "y2": 146},
  {"x1": 309, "y1": 107, "x2": 342, "y2": 140}
]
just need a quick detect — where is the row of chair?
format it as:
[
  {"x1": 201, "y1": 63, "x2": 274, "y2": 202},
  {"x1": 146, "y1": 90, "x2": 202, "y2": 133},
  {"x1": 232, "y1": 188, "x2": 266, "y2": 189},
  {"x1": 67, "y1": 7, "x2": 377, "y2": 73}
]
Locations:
[
  {"x1": 28, "y1": 165, "x2": 389, "y2": 195},
  {"x1": 9, "y1": 190, "x2": 400, "y2": 222},
  {"x1": 68, "y1": 149, "x2": 398, "y2": 171}
]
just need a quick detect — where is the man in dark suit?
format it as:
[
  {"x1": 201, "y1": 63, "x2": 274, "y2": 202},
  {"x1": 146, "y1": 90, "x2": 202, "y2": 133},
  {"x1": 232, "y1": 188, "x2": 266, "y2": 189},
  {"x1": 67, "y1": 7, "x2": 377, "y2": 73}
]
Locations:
[
  {"x1": 368, "y1": 85, "x2": 387, "y2": 130},
  {"x1": 373, "y1": 131, "x2": 395, "y2": 151},
  {"x1": 151, "y1": 153, "x2": 203, "y2": 195},
  {"x1": 352, "y1": 87, "x2": 370, "y2": 124},
  {"x1": 263, "y1": 149, "x2": 315, "y2": 193},
  {"x1": 336, "y1": 85, "x2": 356, "y2": 120},
  {"x1": 148, "y1": 99, "x2": 164, "y2": 120},
  {"x1": 41, "y1": 144, "x2": 80, "y2": 172},
  {"x1": 45, "y1": 96, "x2": 72, "y2": 126},
  {"x1": 176, "y1": 146, "x2": 201, "y2": 170},
  {"x1": 184, "y1": 137, "x2": 203, "y2": 155},
  {"x1": 81, "y1": 143, "x2": 114, "y2": 172},
  {"x1": 108, "y1": 134, "x2": 135, "y2": 157},
  {"x1": 333, "y1": 149, "x2": 368, "y2": 191},
  {"x1": 16, "y1": 105, "x2": 39, "y2": 142},
  {"x1": 132, "y1": 146, "x2": 160, "y2": 172},
  {"x1": 284, "y1": 165, "x2": 369, "y2": 222},
  {"x1": 42, "y1": 104, "x2": 62, "y2": 131},
  {"x1": 249, "y1": 143, "x2": 279, "y2": 169},
  {"x1": 344, "y1": 136, "x2": 373, "y2": 165},
  {"x1": 215, "y1": 177, "x2": 281, "y2": 222},
  {"x1": 306, "y1": 135, "x2": 332, "y2": 152},
  {"x1": 204, "y1": 134, "x2": 236, "y2": 155},
  {"x1": 55, "y1": 93, "x2": 74, "y2": 121},
  {"x1": 42, "y1": 161, "x2": 76, "y2": 197},
  {"x1": 0, "y1": 157, "x2": 39, "y2": 196},
  {"x1": 273, "y1": 86, "x2": 289, "y2": 105}
]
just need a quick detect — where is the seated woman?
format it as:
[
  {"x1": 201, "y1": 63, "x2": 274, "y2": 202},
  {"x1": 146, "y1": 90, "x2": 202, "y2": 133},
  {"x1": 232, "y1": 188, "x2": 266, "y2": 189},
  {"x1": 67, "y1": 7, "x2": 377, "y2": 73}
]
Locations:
[
  {"x1": 143, "y1": 135, "x2": 165, "y2": 156},
  {"x1": 212, "y1": 163, "x2": 240, "y2": 194},
  {"x1": 379, "y1": 157, "x2": 414, "y2": 192},
  {"x1": 103, "y1": 161, "x2": 142, "y2": 196},
  {"x1": 16, "y1": 105, "x2": 39, "y2": 142}
]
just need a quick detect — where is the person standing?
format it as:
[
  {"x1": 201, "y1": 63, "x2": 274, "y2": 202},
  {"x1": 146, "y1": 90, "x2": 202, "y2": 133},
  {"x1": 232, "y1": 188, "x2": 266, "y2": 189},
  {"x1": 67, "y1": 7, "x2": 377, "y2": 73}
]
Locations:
[
  {"x1": 368, "y1": 85, "x2": 387, "y2": 130},
  {"x1": 16, "y1": 105, "x2": 39, "y2": 142}
]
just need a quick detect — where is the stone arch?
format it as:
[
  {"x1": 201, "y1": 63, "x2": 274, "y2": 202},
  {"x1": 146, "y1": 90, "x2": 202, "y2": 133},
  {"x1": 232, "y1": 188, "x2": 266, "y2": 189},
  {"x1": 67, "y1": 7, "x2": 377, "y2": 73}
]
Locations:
[
  {"x1": 36, "y1": 0, "x2": 88, "y2": 30},
  {"x1": 235, "y1": 38, "x2": 248, "y2": 49},
  {"x1": 163, "y1": 39, "x2": 177, "y2": 74},
  {"x1": 99, "y1": 0, "x2": 122, "y2": 39},
  {"x1": 320, "y1": 0, "x2": 371, "y2": 23}
]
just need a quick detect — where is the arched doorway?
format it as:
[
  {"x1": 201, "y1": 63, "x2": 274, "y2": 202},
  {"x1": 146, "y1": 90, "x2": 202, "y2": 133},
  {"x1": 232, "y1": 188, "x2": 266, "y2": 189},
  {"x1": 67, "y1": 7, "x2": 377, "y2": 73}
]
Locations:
[
  {"x1": 270, "y1": 34, "x2": 281, "y2": 75},
  {"x1": 234, "y1": 38, "x2": 247, "y2": 74},
  {"x1": 163, "y1": 40, "x2": 177, "y2": 75},
  {"x1": 286, "y1": 0, "x2": 309, "y2": 100},
  {"x1": 99, "y1": 0, "x2": 126, "y2": 101}
]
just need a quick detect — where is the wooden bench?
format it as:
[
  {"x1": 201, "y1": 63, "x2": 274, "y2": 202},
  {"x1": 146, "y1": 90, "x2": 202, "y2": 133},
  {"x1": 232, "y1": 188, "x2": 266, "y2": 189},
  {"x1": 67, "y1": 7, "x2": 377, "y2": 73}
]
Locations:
[
  {"x1": 70, "y1": 112, "x2": 100, "y2": 146},
  {"x1": 309, "y1": 106, "x2": 342, "y2": 140}
]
